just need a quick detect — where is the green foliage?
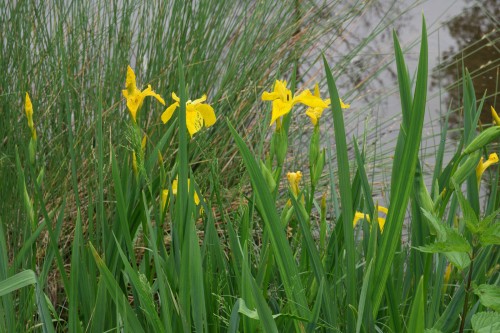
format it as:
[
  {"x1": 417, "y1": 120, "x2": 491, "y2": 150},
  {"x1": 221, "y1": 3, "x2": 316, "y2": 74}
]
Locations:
[{"x1": 2, "y1": 2, "x2": 499, "y2": 333}]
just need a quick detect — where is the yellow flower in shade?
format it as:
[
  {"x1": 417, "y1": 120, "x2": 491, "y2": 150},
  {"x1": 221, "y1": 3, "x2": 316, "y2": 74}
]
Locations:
[
  {"x1": 162, "y1": 178, "x2": 200, "y2": 207},
  {"x1": 476, "y1": 153, "x2": 499, "y2": 183},
  {"x1": 262, "y1": 80, "x2": 327, "y2": 128},
  {"x1": 122, "y1": 65, "x2": 165, "y2": 122},
  {"x1": 491, "y1": 106, "x2": 500, "y2": 126},
  {"x1": 305, "y1": 83, "x2": 350, "y2": 126},
  {"x1": 161, "y1": 92, "x2": 216, "y2": 137},
  {"x1": 287, "y1": 171, "x2": 302, "y2": 196},
  {"x1": 353, "y1": 205, "x2": 388, "y2": 232},
  {"x1": 25, "y1": 92, "x2": 36, "y2": 140}
]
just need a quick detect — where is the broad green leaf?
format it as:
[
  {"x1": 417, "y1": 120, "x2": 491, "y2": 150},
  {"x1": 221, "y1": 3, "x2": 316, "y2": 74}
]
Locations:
[
  {"x1": 417, "y1": 231, "x2": 471, "y2": 253},
  {"x1": 471, "y1": 312, "x2": 500, "y2": 333},
  {"x1": 455, "y1": 189, "x2": 479, "y2": 234},
  {"x1": 0, "y1": 270, "x2": 37, "y2": 297},
  {"x1": 473, "y1": 284, "x2": 500, "y2": 312},
  {"x1": 424, "y1": 330, "x2": 443, "y2": 333},
  {"x1": 479, "y1": 223, "x2": 500, "y2": 246},
  {"x1": 443, "y1": 252, "x2": 471, "y2": 271}
]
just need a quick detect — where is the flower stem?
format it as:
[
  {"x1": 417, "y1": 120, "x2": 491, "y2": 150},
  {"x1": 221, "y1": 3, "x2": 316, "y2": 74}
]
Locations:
[{"x1": 459, "y1": 252, "x2": 474, "y2": 333}]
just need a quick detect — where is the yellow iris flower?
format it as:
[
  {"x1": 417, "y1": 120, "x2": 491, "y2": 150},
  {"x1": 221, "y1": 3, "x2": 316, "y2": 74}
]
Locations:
[
  {"x1": 161, "y1": 92, "x2": 216, "y2": 137},
  {"x1": 353, "y1": 205, "x2": 388, "y2": 232},
  {"x1": 476, "y1": 153, "x2": 499, "y2": 184},
  {"x1": 305, "y1": 83, "x2": 350, "y2": 126},
  {"x1": 122, "y1": 66, "x2": 165, "y2": 122},
  {"x1": 491, "y1": 106, "x2": 500, "y2": 126},
  {"x1": 25, "y1": 92, "x2": 37, "y2": 140},
  {"x1": 262, "y1": 80, "x2": 327, "y2": 128},
  {"x1": 287, "y1": 171, "x2": 302, "y2": 196},
  {"x1": 162, "y1": 178, "x2": 200, "y2": 209}
]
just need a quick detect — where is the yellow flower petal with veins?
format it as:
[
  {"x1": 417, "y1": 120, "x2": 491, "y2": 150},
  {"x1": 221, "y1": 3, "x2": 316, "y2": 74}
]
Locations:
[
  {"x1": 353, "y1": 205, "x2": 388, "y2": 232},
  {"x1": 161, "y1": 92, "x2": 216, "y2": 138},
  {"x1": 122, "y1": 66, "x2": 165, "y2": 122},
  {"x1": 476, "y1": 153, "x2": 499, "y2": 183}
]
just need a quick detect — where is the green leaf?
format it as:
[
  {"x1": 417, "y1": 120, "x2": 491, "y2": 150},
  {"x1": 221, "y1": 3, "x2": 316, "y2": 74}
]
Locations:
[
  {"x1": 479, "y1": 223, "x2": 500, "y2": 246},
  {"x1": 371, "y1": 16, "x2": 428, "y2": 316},
  {"x1": 323, "y1": 54, "x2": 357, "y2": 331},
  {"x1": 227, "y1": 120, "x2": 310, "y2": 320},
  {"x1": 0, "y1": 270, "x2": 37, "y2": 297},
  {"x1": 473, "y1": 284, "x2": 500, "y2": 312},
  {"x1": 471, "y1": 312, "x2": 500, "y2": 333},
  {"x1": 407, "y1": 277, "x2": 425, "y2": 333},
  {"x1": 455, "y1": 189, "x2": 480, "y2": 234},
  {"x1": 417, "y1": 232, "x2": 471, "y2": 253},
  {"x1": 89, "y1": 243, "x2": 146, "y2": 333},
  {"x1": 424, "y1": 330, "x2": 443, "y2": 333}
]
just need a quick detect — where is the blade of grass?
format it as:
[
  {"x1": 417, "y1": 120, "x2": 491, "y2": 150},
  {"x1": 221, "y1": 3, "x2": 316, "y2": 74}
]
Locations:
[{"x1": 323, "y1": 54, "x2": 357, "y2": 331}]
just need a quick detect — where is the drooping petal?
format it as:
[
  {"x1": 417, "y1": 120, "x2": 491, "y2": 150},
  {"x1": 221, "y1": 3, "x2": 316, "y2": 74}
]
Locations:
[
  {"x1": 142, "y1": 85, "x2": 165, "y2": 105},
  {"x1": 305, "y1": 107, "x2": 321, "y2": 126},
  {"x1": 126, "y1": 94, "x2": 144, "y2": 122},
  {"x1": 161, "y1": 102, "x2": 179, "y2": 124},
  {"x1": 196, "y1": 103, "x2": 216, "y2": 127},
  {"x1": 270, "y1": 99, "x2": 293, "y2": 126},
  {"x1": 186, "y1": 110, "x2": 204, "y2": 137}
]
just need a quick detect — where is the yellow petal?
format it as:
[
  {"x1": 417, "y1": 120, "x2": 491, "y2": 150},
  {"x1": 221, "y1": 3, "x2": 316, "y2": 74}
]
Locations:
[
  {"x1": 172, "y1": 179, "x2": 178, "y2": 195},
  {"x1": 305, "y1": 107, "x2": 320, "y2": 126},
  {"x1": 191, "y1": 94, "x2": 207, "y2": 105},
  {"x1": 196, "y1": 103, "x2": 216, "y2": 127},
  {"x1": 293, "y1": 90, "x2": 327, "y2": 108},
  {"x1": 126, "y1": 94, "x2": 143, "y2": 122},
  {"x1": 161, "y1": 102, "x2": 179, "y2": 124},
  {"x1": 172, "y1": 92, "x2": 180, "y2": 102},
  {"x1": 353, "y1": 212, "x2": 368, "y2": 227},
  {"x1": 377, "y1": 217, "x2": 386, "y2": 231},
  {"x1": 377, "y1": 206, "x2": 388, "y2": 214},
  {"x1": 270, "y1": 100, "x2": 292, "y2": 126},
  {"x1": 313, "y1": 83, "x2": 320, "y2": 98},
  {"x1": 186, "y1": 110, "x2": 204, "y2": 137},
  {"x1": 25, "y1": 92, "x2": 34, "y2": 129},
  {"x1": 492, "y1": 106, "x2": 500, "y2": 126},
  {"x1": 340, "y1": 99, "x2": 350, "y2": 109},
  {"x1": 142, "y1": 85, "x2": 165, "y2": 105},
  {"x1": 476, "y1": 153, "x2": 499, "y2": 183},
  {"x1": 161, "y1": 189, "x2": 169, "y2": 211},
  {"x1": 262, "y1": 91, "x2": 280, "y2": 101},
  {"x1": 125, "y1": 66, "x2": 137, "y2": 94}
]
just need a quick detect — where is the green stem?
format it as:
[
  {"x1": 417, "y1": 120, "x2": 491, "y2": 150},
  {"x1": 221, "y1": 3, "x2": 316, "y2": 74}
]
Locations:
[{"x1": 459, "y1": 251, "x2": 474, "y2": 333}]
